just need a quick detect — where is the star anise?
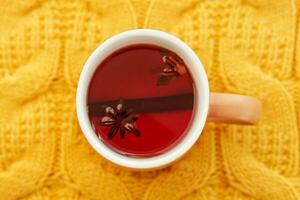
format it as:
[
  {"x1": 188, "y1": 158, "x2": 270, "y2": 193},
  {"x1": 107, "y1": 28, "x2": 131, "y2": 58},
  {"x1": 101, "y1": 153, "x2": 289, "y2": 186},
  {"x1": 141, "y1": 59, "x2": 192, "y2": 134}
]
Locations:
[
  {"x1": 157, "y1": 55, "x2": 187, "y2": 85},
  {"x1": 98, "y1": 100, "x2": 140, "y2": 139}
]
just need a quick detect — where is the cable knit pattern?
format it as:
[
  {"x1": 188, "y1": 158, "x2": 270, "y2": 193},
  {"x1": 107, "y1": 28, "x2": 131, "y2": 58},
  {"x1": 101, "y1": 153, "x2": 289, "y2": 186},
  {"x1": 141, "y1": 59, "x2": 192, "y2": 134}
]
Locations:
[{"x1": 0, "y1": 0, "x2": 300, "y2": 199}]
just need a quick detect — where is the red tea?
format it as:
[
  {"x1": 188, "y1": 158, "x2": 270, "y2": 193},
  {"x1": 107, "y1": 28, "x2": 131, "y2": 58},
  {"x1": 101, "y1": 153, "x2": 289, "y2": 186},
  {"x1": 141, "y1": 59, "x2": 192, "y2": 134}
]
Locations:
[{"x1": 87, "y1": 44, "x2": 194, "y2": 157}]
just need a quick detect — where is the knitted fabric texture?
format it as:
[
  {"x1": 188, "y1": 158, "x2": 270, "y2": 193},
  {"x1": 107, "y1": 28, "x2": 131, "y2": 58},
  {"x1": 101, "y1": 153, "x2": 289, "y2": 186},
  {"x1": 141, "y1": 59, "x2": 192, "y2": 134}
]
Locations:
[{"x1": 0, "y1": 0, "x2": 300, "y2": 199}]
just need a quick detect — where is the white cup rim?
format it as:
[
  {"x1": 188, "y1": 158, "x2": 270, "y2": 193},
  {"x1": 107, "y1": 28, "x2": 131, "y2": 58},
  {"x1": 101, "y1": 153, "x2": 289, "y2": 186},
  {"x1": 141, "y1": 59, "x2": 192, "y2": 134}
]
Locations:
[{"x1": 76, "y1": 29, "x2": 209, "y2": 169}]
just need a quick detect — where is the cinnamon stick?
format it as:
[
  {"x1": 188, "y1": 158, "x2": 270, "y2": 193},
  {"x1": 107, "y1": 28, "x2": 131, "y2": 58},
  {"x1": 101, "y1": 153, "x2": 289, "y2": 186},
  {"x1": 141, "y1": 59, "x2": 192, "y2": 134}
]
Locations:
[{"x1": 88, "y1": 93, "x2": 194, "y2": 116}]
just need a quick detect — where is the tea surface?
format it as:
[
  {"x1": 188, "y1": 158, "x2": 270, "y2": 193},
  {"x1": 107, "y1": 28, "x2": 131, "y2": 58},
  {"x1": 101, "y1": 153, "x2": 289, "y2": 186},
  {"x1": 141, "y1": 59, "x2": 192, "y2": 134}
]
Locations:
[{"x1": 88, "y1": 44, "x2": 194, "y2": 157}]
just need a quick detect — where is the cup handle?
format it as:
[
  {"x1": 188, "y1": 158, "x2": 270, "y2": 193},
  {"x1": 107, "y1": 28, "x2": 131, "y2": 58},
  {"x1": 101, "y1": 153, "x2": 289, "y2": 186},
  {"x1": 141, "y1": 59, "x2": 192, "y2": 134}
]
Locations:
[{"x1": 207, "y1": 93, "x2": 262, "y2": 125}]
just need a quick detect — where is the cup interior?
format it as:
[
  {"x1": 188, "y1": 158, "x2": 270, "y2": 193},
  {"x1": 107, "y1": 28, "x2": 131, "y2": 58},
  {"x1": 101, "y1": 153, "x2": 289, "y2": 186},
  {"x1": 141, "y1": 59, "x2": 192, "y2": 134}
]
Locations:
[{"x1": 76, "y1": 29, "x2": 209, "y2": 169}]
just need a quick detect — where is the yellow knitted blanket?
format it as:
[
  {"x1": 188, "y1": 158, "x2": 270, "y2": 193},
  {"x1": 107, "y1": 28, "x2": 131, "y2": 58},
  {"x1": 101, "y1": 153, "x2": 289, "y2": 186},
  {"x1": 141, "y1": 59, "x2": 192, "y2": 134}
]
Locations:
[{"x1": 0, "y1": 0, "x2": 300, "y2": 199}]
